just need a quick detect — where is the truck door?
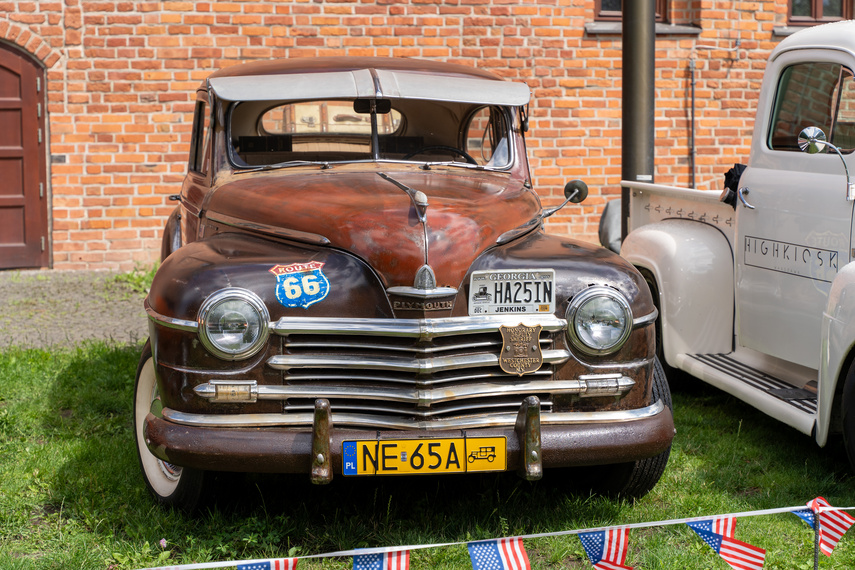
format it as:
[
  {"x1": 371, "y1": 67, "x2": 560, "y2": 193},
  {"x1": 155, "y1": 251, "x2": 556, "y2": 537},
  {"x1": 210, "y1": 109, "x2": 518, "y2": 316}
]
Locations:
[{"x1": 735, "y1": 55, "x2": 855, "y2": 370}]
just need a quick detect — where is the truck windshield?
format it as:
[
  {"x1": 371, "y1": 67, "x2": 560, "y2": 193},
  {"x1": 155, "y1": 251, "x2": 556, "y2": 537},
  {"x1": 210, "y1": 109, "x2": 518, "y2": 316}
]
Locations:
[{"x1": 228, "y1": 99, "x2": 513, "y2": 169}]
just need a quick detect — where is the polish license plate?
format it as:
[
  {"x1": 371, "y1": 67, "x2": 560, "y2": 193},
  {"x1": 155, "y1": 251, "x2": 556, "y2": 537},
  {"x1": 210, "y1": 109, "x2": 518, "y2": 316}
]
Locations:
[
  {"x1": 342, "y1": 437, "x2": 506, "y2": 475},
  {"x1": 468, "y1": 269, "x2": 555, "y2": 316}
]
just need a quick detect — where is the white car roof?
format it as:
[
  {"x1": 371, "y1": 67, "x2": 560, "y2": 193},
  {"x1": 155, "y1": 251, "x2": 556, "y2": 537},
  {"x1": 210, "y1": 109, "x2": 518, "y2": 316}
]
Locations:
[{"x1": 208, "y1": 68, "x2": 531, "y2": 106}]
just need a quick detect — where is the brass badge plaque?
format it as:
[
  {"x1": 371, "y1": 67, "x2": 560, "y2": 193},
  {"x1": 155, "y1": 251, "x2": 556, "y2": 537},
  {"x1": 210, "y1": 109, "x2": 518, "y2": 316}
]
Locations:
[{"x1": 499, "y1": 324, "x2": 543, "y2": 376}]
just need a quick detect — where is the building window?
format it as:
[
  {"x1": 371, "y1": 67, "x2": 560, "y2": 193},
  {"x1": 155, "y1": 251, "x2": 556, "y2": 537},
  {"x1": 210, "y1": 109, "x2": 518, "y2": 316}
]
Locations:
[
  {"x1": 595, "y1": 0, "x2": 668, "y2": 22},
  {"x1": 789, "y1": 0, "x2": 851, "y2": 24}
]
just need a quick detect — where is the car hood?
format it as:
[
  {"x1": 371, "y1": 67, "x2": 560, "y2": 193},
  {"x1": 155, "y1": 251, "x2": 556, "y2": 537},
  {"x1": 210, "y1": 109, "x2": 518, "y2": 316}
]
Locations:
[{"x1": 203, "y1": 168, "x2": 541, "y2": 289}]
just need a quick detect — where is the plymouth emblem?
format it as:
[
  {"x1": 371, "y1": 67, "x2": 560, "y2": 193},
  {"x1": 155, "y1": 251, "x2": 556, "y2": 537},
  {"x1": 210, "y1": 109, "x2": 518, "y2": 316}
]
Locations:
[
  {"x1": 499, "y1": 323, "x2": 543, "y2": 376},
  {"x1": 270, "y1": 262, "x2": 330, "y2": 309}
]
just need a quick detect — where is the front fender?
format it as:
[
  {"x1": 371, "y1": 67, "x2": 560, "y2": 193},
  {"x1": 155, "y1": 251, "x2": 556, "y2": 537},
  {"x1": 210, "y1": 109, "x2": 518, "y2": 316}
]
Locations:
[
  {"x1": 160, "y1": 206, "x2": 182, "y2": 261},
  {"x1": 621, "y1": 219, "x2": 734, "y2": 368},
  {"x1": 149, "y1": 231, "x2": 393, "y2": 323},
  {"x1": 146, "y1": 232, "x2": 394, "y2": 413},
  {"x1": 818, "y1": 261, "x2": 855, "y2": 446}
]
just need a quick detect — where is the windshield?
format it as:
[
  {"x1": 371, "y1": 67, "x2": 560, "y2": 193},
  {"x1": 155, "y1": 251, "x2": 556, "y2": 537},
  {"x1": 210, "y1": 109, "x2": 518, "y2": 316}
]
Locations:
[{"x1": 229, "y1": 98, "x2": 514, "y2": 169}]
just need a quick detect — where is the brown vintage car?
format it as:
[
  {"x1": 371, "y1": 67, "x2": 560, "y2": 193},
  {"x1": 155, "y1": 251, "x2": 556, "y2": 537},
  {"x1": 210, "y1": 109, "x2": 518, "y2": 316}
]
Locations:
[{"x1": 134, "y1": 57, "x2": 674, "y2": 510}]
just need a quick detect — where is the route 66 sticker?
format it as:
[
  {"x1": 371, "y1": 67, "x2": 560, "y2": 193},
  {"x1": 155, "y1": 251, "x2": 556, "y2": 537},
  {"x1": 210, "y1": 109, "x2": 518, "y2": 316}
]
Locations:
[{"x1": 270, "y1": 262, "x2": 330, "y2": 309}]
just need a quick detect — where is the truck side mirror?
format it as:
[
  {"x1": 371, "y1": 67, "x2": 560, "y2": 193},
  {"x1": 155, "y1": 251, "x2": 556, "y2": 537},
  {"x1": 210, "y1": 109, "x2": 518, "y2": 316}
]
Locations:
[{"x1": 798, "y1": 126, "x2": 828, "y2": 154}]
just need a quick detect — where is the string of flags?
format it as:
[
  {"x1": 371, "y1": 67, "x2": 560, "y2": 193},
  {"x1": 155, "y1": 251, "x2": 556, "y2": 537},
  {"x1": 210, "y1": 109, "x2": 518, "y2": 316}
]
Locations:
[{"x1": 135, "y1": 497, "x2": 855, "y2": 570}]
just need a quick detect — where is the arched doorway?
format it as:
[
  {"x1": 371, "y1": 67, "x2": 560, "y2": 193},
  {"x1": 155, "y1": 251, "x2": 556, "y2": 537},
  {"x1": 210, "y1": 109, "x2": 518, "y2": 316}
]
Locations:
[{"x1": 0, "y1": 42, "x2": 48, "y2": 269}]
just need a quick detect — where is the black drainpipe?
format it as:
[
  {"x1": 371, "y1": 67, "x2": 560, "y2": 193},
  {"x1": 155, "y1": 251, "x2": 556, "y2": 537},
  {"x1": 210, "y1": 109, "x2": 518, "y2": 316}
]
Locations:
[{"x1": 621, "y1": 1, "x2": 656, "y2": 240}]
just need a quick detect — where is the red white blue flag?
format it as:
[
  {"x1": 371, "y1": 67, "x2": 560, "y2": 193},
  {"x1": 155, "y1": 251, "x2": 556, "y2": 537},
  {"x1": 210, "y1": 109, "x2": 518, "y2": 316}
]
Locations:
[
  {"x1": 237, "y1": 560, "x2": 298, "y2": 570},
  {"x1": 352, "y1": 550, "x2": 409, "y2": 570},
  {"x1": 793, "y1": 496, "x2": 855, "y2": 557},
  {"x1": 687, "y1": 518, "x2": 765, "y2": 570},
  {"x1": 578, "y1": 527, "x2": 633, "y2": 570},
  {"x1": 687, "y1": 515, "x2": 737, "y2": 538},
  {"x1": 467, "y1": 537, "x2": 530, "y2": 570}
]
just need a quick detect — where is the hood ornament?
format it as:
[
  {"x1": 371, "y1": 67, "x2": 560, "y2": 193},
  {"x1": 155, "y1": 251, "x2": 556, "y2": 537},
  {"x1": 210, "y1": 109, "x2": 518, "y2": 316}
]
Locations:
[
  {"x1": 414, "y1": 264, "x2": 437, "y2": 290},
  {"x1": 413, "y1": 190, "x2": 428, "y2": 222},
  {"x1": 387, "y1": 264, "x2": 457, "y2": 299}
]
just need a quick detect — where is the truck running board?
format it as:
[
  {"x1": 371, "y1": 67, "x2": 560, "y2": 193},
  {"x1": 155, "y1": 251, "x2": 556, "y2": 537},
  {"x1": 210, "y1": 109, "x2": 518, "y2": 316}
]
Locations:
[{"x1": 682, "y1": 353, "x2": 817, "y2": 436}]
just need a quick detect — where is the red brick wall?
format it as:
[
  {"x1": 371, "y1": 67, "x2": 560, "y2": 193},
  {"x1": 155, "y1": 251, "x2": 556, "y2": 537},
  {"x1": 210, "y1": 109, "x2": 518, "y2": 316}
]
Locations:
[{"x1": 0, "y1": 1, "x2": 788, "y2": 270}]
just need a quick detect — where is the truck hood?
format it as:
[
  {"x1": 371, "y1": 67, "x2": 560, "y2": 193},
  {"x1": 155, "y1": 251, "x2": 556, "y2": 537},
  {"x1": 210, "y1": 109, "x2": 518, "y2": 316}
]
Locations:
[{"x1": 203, "y1": 168, "x2": 540, "y2": 289}]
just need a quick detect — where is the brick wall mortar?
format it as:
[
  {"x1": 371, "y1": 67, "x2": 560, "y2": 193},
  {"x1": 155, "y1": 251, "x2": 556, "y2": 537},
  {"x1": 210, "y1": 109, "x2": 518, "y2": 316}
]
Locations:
[{"x1": 1, "y1": 1, "x2": 788, "y2": 270}]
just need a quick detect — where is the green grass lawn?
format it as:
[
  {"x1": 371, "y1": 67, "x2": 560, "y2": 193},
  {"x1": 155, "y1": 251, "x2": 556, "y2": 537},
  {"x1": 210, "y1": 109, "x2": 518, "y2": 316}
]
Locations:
[{"x1": 1, "y1": 342, "x2": 854, "y2": 569}]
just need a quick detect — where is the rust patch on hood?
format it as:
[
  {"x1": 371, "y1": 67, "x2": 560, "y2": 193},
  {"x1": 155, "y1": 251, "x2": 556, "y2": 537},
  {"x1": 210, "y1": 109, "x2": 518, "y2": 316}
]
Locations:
[{"x1": 203, "y1": 167, "x2": 540, "y2": 288}]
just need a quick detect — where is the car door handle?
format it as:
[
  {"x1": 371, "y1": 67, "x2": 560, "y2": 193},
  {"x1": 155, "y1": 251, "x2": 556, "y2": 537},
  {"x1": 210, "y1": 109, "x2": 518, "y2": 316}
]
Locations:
[{"x1": 737, "y1": 186, "x2": 755, "y2": 209}]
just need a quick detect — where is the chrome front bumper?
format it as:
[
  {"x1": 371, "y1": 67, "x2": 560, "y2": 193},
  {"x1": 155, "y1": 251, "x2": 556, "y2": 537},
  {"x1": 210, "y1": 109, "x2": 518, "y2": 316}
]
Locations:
[{"x1": 142, "y1": 398, "x2": 674, "y2": 483}]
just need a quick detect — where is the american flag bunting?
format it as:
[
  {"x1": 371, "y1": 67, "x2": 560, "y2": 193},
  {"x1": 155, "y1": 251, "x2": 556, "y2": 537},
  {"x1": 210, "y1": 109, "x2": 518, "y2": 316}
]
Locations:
[
  {"x1": 352, "y1": 550, "x2": 409, "y2": 570},
  {"x1": 237, "y1": 559, "x2": 298, "y2": 570},
  {"x1": 804, "y1": 496, "x2": 855, "y2": 556},
  {"x1": 578, "y1": 527, "x2": 633, "y2": 570},
  {"x1": 688, "y1": 520, "x2": 765, "y2": 570},
  {"x1": 467, "y1": 537, "x2": 530, "y2": 570},
  {"x1": 687, "y1": 515, "x2": 736, "y2": 538}
]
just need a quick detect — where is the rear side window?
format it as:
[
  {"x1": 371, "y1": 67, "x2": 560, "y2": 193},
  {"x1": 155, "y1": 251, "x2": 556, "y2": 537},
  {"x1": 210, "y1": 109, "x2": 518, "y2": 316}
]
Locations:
[
  {"x1": 768, "y1": 62, "x2": 855, "y2": 153},
  {"x1": 188, "y1": 99, "x2": 210, "y2": 173}
]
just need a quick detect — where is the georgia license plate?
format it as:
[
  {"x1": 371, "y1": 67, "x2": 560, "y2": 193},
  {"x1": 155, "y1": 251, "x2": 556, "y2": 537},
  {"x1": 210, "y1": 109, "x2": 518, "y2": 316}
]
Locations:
[
  {"x1": 468, "y1": 269, "x2": 555, "y2": 316},
  {"x1": 342, "y1": 437, "x2": 506, "y2": 476}
]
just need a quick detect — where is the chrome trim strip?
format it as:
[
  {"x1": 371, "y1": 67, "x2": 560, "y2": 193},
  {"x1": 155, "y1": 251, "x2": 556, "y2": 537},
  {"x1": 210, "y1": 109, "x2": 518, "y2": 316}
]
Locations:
[
  {"x1": 145, "y1": 301, "x2": 198, "y2": 332},
  {"x1": 194, "y1": 376, "x2": 634, "y2": 405},
  {"x1": 272, "y1": 314, "x2": 567, "y2": 339},
  {"x1": 284, "y1": 399, "x2": 544, "y2": 418},
  {"x1": 632, "y1": 308, "x2": 659, "y2": 329},
  {"x1": 147, "y1": 309, "x2": 569, "y2": 337},
  {"x1": 283, "y1": 369, "x2": 553, "y2": 386},
  {"x1": 161, "y1": 400, "x2": 664, "y2": 429},
  {"x1": 386, "y1": 286, "x2": 458, "y2": 298},
  {"x1": 284, "y1": 339, "x2": 501, "y2": 354},
  {"x1": 267, "y1": 348, "x2": 570, "y2": 372},
  {"x1": 283, "y1": 337, "x2": 551, "y2": 355}
]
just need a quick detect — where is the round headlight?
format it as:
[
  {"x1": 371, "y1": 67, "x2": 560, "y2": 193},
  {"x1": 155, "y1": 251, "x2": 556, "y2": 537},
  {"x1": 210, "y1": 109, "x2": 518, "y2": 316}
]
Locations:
[
  {"x1": 198, "y1": 289, "x2": 270, "y2": 360},
  {"x1": 566, "y1": 286, "x2": 633, "y2": 355}
]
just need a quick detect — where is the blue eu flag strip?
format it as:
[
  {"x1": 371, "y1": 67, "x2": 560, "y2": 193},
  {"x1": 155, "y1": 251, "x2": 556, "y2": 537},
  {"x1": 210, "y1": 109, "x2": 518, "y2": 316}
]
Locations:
[{"x1": 343, "y1": 441, "x2": 358, "y2": 475}]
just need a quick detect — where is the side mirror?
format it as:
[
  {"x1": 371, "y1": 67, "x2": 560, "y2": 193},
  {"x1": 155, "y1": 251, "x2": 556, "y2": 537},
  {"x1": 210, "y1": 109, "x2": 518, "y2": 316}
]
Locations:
[
  {"x1": 797, "y1": 126, "x2": 828, "y2": 154},
  {"x1": 798, "y1": 126, "x2": 854, "y2": 200},
  {"x1": 542, "y1": 179, "x2": 589, "y2": 218},
  {"x1": 564, "y1": 179, "x2": 588, "y2": 203}
]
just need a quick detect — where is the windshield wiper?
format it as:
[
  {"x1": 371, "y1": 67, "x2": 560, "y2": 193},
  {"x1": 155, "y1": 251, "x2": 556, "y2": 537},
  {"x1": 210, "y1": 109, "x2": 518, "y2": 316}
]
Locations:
[
  {"x1": 235, "y1": 160, "x2": 329, "y2": 173},
  {"x1": 409, "y1": 160, "x2": 488, "y2": 171}
]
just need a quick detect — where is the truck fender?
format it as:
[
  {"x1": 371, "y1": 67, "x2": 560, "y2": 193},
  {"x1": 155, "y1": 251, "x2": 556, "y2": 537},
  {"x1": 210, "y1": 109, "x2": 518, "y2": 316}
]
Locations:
[
  {"x1": 817, "y1": 261, "x2": 855, "y2": 446},
  {"x1": 160, "y1": 206, "x2": 182, "y2": 262},
  {"x1": 621, "y1": 219, "x2": 734, "y2": 369}
]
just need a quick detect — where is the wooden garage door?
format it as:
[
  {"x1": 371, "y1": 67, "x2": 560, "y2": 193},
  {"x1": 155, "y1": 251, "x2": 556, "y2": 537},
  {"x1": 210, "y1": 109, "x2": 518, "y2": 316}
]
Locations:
[{"x1": 0, "y1": 43, "x2": 48, "y2": 269}]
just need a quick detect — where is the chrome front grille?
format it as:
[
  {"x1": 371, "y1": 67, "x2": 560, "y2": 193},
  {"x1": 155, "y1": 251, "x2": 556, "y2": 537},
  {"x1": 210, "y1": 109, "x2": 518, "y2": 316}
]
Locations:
[
  {"x1": 190, "y1": 314, "x2": 637, "y2": 427},
  {"x1": 264, "y1": 315, "x2": 581, "y2": 423}
]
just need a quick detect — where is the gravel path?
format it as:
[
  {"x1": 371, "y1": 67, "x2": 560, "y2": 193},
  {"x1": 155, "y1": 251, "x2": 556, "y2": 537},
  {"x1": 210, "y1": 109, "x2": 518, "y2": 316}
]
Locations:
[{"x1": 0, "y1": 270, "x2": 149, "y2": 349}]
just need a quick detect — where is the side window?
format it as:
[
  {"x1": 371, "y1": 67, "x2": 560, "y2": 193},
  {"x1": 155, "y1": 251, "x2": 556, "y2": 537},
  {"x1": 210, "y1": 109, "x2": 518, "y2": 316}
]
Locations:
[
  {"x1": 188, "y1": 99, "x2": 210, "y2": 174},
  {"x1": 465, "y1": 106, "x2": 510, "y2": 167},
  {"x1": 831, "y1": 72, "x2": 855, "y2": 152},
  {"x1": 768, "y1": 62, "x2": 848, "y2": 151}
]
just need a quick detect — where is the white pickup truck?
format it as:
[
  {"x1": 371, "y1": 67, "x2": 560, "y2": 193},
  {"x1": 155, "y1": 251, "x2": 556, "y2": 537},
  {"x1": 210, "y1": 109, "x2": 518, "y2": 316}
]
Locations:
[{"x1": 621, "y1": 21, "x2": 855, "y2": 468}]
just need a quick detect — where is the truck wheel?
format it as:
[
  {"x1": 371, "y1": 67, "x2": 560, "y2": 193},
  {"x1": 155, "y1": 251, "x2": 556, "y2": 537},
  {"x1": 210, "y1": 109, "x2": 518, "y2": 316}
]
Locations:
[
  {"x1": 577, "y1": 357, "x2": 673, "y2": 499},
  {"x1": 134, "y1": 341, "x2": 207, "y2": 512}
]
